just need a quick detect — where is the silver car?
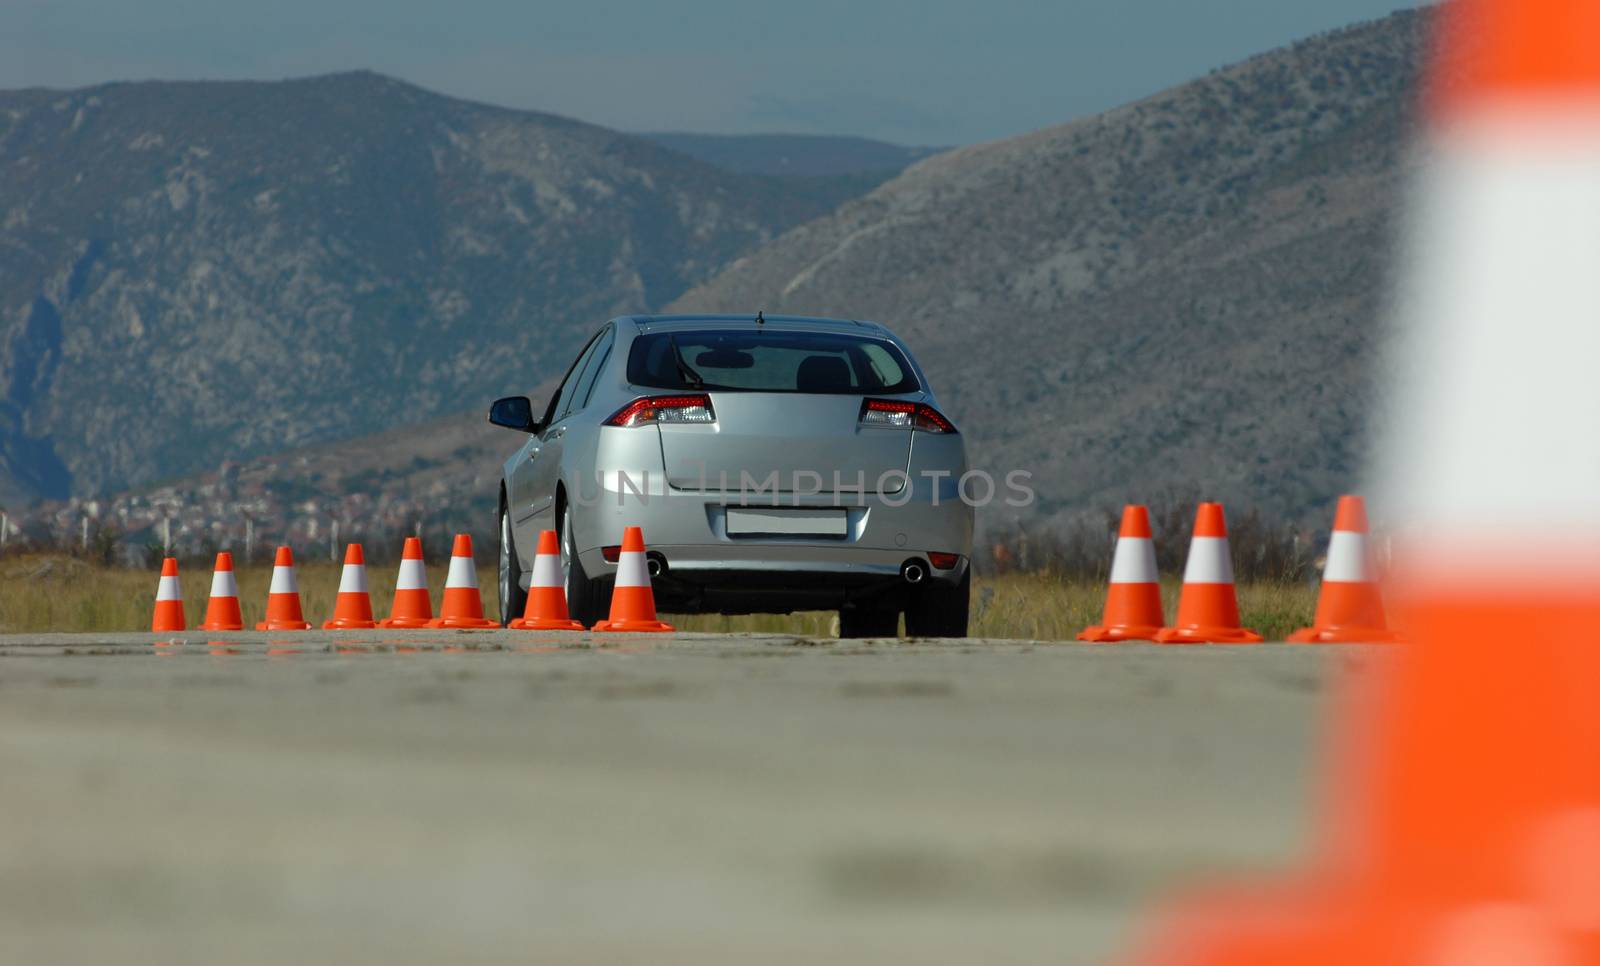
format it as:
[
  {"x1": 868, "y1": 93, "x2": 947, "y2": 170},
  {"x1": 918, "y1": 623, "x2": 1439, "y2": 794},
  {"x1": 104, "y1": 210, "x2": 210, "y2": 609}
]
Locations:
[{"x1": 489, "y1": 314, "x2": 974, "y2": 636}]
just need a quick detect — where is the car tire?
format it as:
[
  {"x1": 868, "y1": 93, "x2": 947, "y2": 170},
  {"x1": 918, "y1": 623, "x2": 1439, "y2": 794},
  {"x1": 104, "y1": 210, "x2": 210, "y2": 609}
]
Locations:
[
  {"x1": 905, "y1": 568, "x2": 970, "y2": 638},
  {"x1": 498, "y1": 496, "x2": 527, "y2": 627},
  {"x1": 838, "y1": 603, "x2": 900, "y2": 638},
  {"x1": 562, "y1": 504, "x2": 612, "y2": 628}
]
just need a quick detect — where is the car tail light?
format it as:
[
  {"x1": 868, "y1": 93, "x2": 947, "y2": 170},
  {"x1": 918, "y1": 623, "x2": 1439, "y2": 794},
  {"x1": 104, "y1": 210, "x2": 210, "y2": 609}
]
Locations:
[
  {"x1": 601, "y1": 545, "x2": 621, "y2": 563},
  {"x1": 859, "y1": 398, "x2": 957, "y2": 433},
  {"x1": 606, "y1": 394, "x2": 715, "y2": 427},
  {"x1": 928, "y1": 552, "x2": 960, "y2": 570}
]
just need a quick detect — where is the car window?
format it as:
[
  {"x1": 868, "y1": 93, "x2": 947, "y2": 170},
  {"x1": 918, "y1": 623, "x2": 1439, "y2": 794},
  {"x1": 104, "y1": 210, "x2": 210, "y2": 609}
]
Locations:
[
  {"x1": 627, "y1": 329, "x2": 921, "y2": 394},
  {"x1": 543, "y1": 330, "x2": 602, "y2": 428},
  {"x1": 568, "y1": 326, "x2": 613, "y2": 416}
]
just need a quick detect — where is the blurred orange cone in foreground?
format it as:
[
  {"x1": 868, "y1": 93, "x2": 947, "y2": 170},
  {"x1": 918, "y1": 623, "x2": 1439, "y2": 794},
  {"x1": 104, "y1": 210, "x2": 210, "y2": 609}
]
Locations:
[
  {"x1": 198, "y1": 551, "x2": 243, "y2": 631},
  {"x1": 150, "y1": 557, "x2": 185, "y2": 632},
  {"x1": 1133, "y1": 0, "x2": 1600, "y2": 960},
  {"x1": 1079, "y1": 505, "x2": 1164, "y2": 642},
  {"x1": 256, "y1": 546, "x2": 311, "y2": 631},
  {"x1": 1153, "y1": 503, "x2": 1261, "y2": 645},
  {"x1": 1289, "y1": 496, "x2": 1398, "y2": 644},
  {"x1": 510, "y1": 530, "x2": 583, "y2": 631},
  {"x1": 379, "y1": 537, "x2": 432, "y2": 628},
  {"x1": 323, "y1": 543, "x2": 377, "y2": 629},
  {"x1": 593, "y1": 526, "x2": 674, "y2": 633},
  {"x1": 427, "y1": 533, "x2": 497, "y2": 629}
]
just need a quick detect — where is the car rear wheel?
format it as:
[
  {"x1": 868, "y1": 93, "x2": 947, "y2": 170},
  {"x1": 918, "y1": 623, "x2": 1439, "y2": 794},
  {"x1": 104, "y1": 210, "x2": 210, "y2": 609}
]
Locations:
[
  {"x1": 839, "y1": 603, "x2": 900, "y2": 638},
  {"x1": 498, "y1": 496, "x2": 527, "y2": 627},
  {"x1": 904, "y1": 568, "x2": 970, "y2": 638},
  {"x1": 562, "y1": 503, "x2": 611, "y2": 628}
]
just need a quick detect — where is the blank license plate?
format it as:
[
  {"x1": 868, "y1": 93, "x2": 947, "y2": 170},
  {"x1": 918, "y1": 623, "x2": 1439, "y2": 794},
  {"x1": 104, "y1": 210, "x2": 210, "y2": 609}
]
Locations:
[{"x1": 726, "y1": 507, "x2": 847, "y2": 537}]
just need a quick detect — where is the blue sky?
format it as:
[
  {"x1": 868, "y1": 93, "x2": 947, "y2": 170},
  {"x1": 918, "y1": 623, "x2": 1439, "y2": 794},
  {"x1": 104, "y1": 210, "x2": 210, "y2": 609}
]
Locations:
[{"x1": 4, "y1": 0, "x2": 1422, "y2": 145}]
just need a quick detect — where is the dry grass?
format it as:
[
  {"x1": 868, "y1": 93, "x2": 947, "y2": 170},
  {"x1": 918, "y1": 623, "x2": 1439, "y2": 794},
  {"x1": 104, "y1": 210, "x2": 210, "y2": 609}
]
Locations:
[{"x1": 0, "y1": 555, "x2": 1318, "y2": 640}]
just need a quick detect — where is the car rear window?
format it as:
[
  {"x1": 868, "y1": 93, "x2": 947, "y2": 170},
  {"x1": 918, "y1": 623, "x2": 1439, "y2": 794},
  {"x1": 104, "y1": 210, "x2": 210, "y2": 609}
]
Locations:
[{"x1": 627, "y1": 329, "x2": 921, "y2": 394}]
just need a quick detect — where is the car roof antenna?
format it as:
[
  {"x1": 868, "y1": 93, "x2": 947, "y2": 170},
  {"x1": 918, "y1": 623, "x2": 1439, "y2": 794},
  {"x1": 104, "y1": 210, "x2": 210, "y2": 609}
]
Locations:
[{"x1": 755, "y1": 310, "x2": 765, "y2": 326}]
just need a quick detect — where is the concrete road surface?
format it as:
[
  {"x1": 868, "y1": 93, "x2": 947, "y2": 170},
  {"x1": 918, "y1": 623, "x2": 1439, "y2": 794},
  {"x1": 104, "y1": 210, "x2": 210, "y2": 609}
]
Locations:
[{"x1": 0, "y1": 631, "x2": 1365, "y2": 965}]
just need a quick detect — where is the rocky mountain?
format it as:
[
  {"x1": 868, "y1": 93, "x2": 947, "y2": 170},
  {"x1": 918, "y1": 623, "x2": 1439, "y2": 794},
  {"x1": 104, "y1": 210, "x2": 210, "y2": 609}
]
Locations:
[
  {"x1": 8, "y1": 10, "x2": 1439, "y2": 554},
  {"x1": 0, "y1": 72, "x2": 877, "y2": 505},
  {"x1": 672, "y1": 10, "x2": 1431, "y2": 529},
  {"x1": 641, "y1": 132, "x2": 944, "y2": 177}
]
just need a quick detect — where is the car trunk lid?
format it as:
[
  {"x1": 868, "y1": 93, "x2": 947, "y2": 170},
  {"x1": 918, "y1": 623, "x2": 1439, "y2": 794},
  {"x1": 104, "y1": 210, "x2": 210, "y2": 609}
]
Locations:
[{"x1": 659, "y1": 392, "x2": 913, "y2": 494}]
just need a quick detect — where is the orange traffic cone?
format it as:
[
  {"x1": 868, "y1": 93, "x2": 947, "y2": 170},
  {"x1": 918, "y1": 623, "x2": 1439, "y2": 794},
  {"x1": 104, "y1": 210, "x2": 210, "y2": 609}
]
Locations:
[
  {"x1": 198, "y1": 551, "x2": 243, "y2": 631},
  {"x1": 1153, "y1": 503, "x2": 1262, "y2": 645},
  {"x1": 1079, "y1": 505, "x2": 1165, "y2": 642},
  {"x1": 151, "y1": 557, "x2": 186, "y2": 632},
  {"x1": 323, "y1": 543, "x2": 377, "y2": 629},
  {"x1": 1289, "y1": 496, "x2": 1400, "y2": 644},
  {"x1": 510, "y1": 530, "x2": 584, "y2": 631},
  {"x1": 427, "y1": 533, "x2": 497, "y2": 629},
  {"x1": 256, "y1": 546, "x2": 311, "y2": 631},
  {"x1": 593, "y1": 526, "x2": 674, "y2": 633},
  {"x1": 1132, "y1": 0, "x2": 1600, "y2": 960},
  {"x1": 379, "y1": 537, "x2": 433, "y2": 628}
]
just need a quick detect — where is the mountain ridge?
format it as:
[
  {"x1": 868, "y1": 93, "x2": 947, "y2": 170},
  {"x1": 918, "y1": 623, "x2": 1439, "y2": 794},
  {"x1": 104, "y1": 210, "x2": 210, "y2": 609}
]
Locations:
[
  {"x1": 669, "y1": 9, "x2": 1430, "y2": 529},
  {"x1": 0, "y1": 70, "x2": 892, "y2": 505},
  {"x1": 8, "y1": 10, "x2": 1436, "y2": 553}
]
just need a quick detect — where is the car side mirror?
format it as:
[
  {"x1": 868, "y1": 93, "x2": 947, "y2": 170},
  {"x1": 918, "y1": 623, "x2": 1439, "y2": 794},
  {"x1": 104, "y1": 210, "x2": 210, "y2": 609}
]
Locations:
[{"x1": 488, "y1": 396, "x2": 541, "y2": 434}]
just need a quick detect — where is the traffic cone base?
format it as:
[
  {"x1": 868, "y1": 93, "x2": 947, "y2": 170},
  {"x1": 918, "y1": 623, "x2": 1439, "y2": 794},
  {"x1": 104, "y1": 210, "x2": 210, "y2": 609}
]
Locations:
[
  {"x1": 1079, "y1": 623, "x2": 1165, "y2": 643},
  {"x1": 427, "y1": 533, "x2": 497, "y2": 629},
  {"x1": 256, "y1": 617, "x2": 311, "y2": 630},
  {"x1": 593, "y1": 526, "x2": 674, "y2": 633},
  {"x1": 198, "y1": 551, "x2": 243, "y2": 631},
  {"x1": 324, "y1": 616, "x2": 379, "y2": 629},
  {"x1": 1287, "y1": 625, "x2": 1400, "y2": 644},
  {"x1": 256, "y1": 619, "x2": 311, "y2": 631},
  {"x1": 510, "y1": 530, "x2": 585, "y2": 631},
  {"x1": 592, "y1": 615, "x2": 676, "y2": 633},
  {"x1": 1153, "y1": 625, "x2": 1264, "y2": 645},
  {"x1": 430, "y1": 614, "x2": 500, "y2": 629},
  {"x1": 510, "y1": 614, "x2": 584, "y2": 631},
  {"x1": 379, "y1": 614, "x2": 433, "y2": 629}
]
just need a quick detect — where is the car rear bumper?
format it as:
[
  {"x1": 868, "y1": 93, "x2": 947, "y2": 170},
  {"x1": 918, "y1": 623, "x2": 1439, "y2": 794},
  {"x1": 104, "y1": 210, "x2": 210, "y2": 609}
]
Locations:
[
  {"x1": 645, "y1": 558, "x2": 966, "y2": 615},
  {"x1": 568, "y1": 480, "x2": 972, "y2": 612}
]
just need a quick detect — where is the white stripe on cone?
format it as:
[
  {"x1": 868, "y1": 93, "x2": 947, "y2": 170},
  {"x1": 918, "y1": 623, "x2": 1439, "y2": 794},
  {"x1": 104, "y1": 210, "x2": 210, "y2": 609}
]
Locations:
[
  {"x1": 531, "y1": 551, "x2": 562, "y2": 588},
  {"x1": 269, "y1": 564, "x2": 299, "y2": 595},
  {"x1": 615, "y1": 550, "x2": 650, "y2": 588},
  {"x1": 1182, "y1": 536, "x2": 1235, "y2": 584},
  {"x1": 337, "y1": 562, "x2": 369, "y2": 594},
  {"x1": 156, "y1": 575, "x2": 182, "y2": 601},
  {"x1": 1323, "y1": 531, "x2": 1375, "y2": 583},
  {"x1": 1108, "y1": 536, "x2": 1159, "y2": 584},
  {"x1": 396, "y1": 558, "x2": 427, "y2": 590},
  {"x1": 444, "y1": 553, "x2": 478, "y2": 589},
  {"x1": 1377, "y1": 124, "x2": 1600, "y2": 569},
  {"x1": 209, "y1": 568, "x2": 239, "y2": 598}
]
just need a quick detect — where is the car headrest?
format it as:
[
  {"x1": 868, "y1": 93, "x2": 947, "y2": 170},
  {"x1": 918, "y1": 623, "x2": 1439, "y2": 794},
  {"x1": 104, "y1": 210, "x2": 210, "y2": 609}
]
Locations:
[{"x1": 795, "y1": 355, "x2": 852, "y2": 393}]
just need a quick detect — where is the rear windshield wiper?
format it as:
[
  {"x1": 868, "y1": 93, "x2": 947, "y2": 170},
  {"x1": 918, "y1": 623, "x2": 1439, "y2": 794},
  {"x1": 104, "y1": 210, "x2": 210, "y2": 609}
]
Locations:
[{"x1": 668, "y1": 334, "x2": 705, "y2": 389}]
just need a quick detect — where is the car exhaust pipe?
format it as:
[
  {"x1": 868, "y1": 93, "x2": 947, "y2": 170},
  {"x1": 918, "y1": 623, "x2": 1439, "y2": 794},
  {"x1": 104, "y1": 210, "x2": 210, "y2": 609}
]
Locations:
[
  {"x1": 901, "y1": 560, "x2": 926, "y2": 584},
  {"x1": 646, "y1": 552, "x2": 667, "y2": 579}
]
